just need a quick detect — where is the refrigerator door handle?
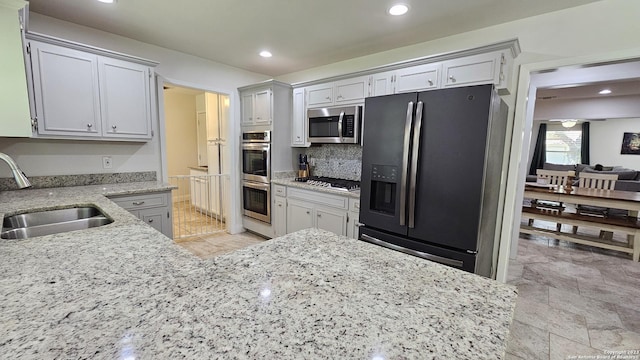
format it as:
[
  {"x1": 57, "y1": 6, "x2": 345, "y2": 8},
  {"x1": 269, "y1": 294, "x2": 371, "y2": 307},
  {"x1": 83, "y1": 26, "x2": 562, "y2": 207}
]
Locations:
[
  {"x1": 361, "y1": 233, "x2": 464, "y2": 268},
  {"x1": 399, "y1": 101, "x2": 414, "y2": 226},
  {"x1": 338, "y1": 111, "x2": 345, "y2": 143},
  {"x1": 408, "y1": 101, "x2": 424, "y2": 228}
]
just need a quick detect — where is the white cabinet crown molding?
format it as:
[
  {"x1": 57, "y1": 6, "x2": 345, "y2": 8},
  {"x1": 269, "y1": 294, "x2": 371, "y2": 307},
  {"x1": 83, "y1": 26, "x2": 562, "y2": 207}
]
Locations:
[
  {"x1": 25, "y1": 31, "x2": 158, "y2": 67},
  {"x1": 291, "y1": 38, "x2": 520, "y2": 88}
]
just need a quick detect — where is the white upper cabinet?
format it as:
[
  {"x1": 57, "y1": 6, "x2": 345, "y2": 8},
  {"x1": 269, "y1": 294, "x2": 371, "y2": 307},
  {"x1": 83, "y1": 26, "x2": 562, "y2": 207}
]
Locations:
[
  {"x1": 291, "y1": 87, "x2": 308, "y2": 147},
  {"x1": 99, "y1": 57, "x2": 151, "y2": 139},
  {"x1": 306, "y1": 83, "x2": 334, "y2": 108},
  {"x1": 441, "y1": 51, "x2": 503, "y2": 89},
  {"x1": 30, "y1": 42, "x2": 102, "y2": 137},
  {"x1": 394, "y1": 63, "x2": 441, "y2": 93},
  {"x1": 334, "y1": 76, "x2": 369, "y2": 104},
  {"x1": 370, "y1": 71, "x2": 395, "y2": 97},
  {"x1": 26, "y1": 35, "x2": 157, "y2": 141},
  {"x1": 0, "y1": 2, "x2": 31, "y2": 137},
  {"x1": 241, "y1": 88, "x2": 272, "y2": 126},
  {"x1": 306, "y1": 75, "x2": 368, "y2": 108},
  {"x1": 253, "y1": 89, "x2": 272, "y2": 124}
]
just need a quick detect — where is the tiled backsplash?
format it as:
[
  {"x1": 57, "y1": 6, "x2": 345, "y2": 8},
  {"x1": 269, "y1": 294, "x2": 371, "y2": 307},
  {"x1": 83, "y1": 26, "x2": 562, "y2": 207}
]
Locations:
[
  {"x1": 0, "y1": 171, "x2": 157, "y2": 191},
  {"x1": 301, "y1": 144, "x2": 362, "y2": 181}
]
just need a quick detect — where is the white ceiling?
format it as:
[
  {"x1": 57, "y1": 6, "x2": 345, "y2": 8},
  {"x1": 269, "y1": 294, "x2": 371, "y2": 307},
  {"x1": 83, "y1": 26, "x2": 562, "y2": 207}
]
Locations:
[{"x1": 27, "y1": 0, "x2": 601, "y2": 76}]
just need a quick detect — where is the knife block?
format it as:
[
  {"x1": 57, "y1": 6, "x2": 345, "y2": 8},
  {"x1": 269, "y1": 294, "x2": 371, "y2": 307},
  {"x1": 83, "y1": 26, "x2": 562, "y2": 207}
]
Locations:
[{"x1": 297, "y1": 164, "x2": 310, "y2": 181}]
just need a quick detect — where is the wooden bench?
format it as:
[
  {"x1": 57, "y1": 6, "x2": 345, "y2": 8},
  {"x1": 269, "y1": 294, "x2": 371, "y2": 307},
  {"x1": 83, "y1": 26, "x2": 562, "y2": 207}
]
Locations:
[{"x1": 520, "y1": 206, "x2": 640, "y2": 260}]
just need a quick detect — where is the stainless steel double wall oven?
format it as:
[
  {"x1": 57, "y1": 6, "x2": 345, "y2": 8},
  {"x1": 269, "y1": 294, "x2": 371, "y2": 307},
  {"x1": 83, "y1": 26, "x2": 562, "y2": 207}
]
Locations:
[{"x1": 241, "y1": 131, "x2": 271, "y2": 223}]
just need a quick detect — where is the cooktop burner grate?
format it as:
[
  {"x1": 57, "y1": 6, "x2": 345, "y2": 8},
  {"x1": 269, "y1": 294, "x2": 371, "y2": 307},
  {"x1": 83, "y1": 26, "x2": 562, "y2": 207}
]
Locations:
[{"x1": 306, "y1": 176, "x2": 360, "y2": 191}]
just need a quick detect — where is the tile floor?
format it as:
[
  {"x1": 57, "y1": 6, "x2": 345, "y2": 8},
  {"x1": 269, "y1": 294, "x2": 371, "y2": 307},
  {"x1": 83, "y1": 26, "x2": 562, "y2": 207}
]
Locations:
[
  {"x1": 176, "y1": 231, "x2": 267, "y2": 259},
  {"x1": 506, "y1": 220, "x2": 640, "y2": 359},
  {"x1": 172, "y1": 200, "x2": 226, "y2": 240}
]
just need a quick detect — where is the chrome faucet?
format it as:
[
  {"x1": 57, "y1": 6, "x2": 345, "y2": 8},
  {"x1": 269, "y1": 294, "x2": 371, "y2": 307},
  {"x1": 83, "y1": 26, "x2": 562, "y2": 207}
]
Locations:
[{"x1": 0, "y1": 152, "x2": 31, "y2": 189}]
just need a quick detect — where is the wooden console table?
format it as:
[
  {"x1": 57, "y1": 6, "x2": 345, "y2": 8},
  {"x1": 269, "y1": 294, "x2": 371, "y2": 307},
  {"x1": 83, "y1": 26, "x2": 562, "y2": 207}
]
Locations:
[{"x1": 521, "y1": 186, "x2": 640, "y2": 261}]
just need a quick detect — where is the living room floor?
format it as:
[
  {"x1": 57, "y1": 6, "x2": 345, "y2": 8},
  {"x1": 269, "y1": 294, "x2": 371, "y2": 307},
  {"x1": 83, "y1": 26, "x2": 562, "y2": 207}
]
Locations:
[{"x1": 506, "y1": 220, "x2": 640, "y2": 359}]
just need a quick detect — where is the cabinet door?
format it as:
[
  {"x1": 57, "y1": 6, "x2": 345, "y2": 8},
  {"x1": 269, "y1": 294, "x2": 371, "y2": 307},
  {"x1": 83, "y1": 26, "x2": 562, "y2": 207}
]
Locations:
[
  {"x1": 286, "y1": 200, "x2": 314, "y2": 233},
  {"x1": 291, "y1": 87, "x2": 308, "y2": 147},
  {"x1": 346, "y1": 211, "x2": 361, "y2": 239},
  {"x1": 139, "y1": 207, "x2": 165, "y2": 234},
  {"x1": 306, "y1": 83, "x2": 333, "y2": 108},
  {"x1": 442, "y1": 52, "x2": 500, "y2": 88},
  {"x1": 370, "y1": 72, "x2": 395, "y2": 97},
  {"x1": 30, "y1": 41, "x2": 101, "y2": 137},
  {"x1": 99, "y1": 57, "x2": 152, "y2": 139},
  {"x1": 196, "y1": 112, "x2": 208, "y2": 166},
  {"x1": 316, "y1": 206, "x2": 347, "y2": 236},
  {"x1": 335, "y1": 76, "x2": 368, "y2": 104},
  {"x1": 205, "y1": 93, "x2": 220, "y2": 140},
  {"x1": 241, "y1": 92, "x2": 254, "y2": 126},
  {"x1": 395, "y1": 63, "x2": 441, "y2": 93},
  {"x1": 253, "y1": 89, "x2": 272, "y2": 124},
  {"x1": 273, "y1": 196, "x2": 287, "y2": 237}
]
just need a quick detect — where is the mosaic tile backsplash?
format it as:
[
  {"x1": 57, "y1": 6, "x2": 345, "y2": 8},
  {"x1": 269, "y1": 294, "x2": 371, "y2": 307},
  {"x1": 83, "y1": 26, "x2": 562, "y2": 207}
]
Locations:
[
  {"x1": 299, "y1": 144, "x2": 362, "y2": 181},
  {"x1": 0, "y1": 171, "x2": 157, "y2": 191}
]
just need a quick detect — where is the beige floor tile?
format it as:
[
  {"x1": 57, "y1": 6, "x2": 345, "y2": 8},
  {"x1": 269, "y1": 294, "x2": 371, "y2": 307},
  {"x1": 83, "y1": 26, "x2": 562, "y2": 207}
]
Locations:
[
  {"x1": 505, "y1": 352, "x2": 526, "y2": 360},
  {"x1": 615, "y1": 305, "x2": 640, "y2": 334},
  {"x1": 514, "y1": 280, "x2": 549, "y2": 305},
  {"x1": 176, "y1": 231, "x2": 267, "y2": 260},
  {"x1": 549, "y1": 333, "x2": 604, "y2": 360},
  {"x1": 577, "y1": 279, "x2": 640, "y2": 310},
  {"x1": 514, "y1": 298, "x2": 590, "y2": 346},
  {"x1": 588, "y1": 327, "x2": 640, "y2": 351},
  {"x1": 548, "y1": 287, "x2": 623, "y2": 329},
  {"x1": 506, "y1": 320, "x2": 550, "y2": 360},
  {"x1": 522, "y1": 263, "x2": 580, "y2": 293}
]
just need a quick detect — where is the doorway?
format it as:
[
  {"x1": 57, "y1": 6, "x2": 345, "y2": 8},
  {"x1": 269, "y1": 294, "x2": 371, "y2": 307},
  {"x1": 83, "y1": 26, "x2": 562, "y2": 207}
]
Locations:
[{"x1": 162, "y1": 83, "x2": 231, "y2": 240}]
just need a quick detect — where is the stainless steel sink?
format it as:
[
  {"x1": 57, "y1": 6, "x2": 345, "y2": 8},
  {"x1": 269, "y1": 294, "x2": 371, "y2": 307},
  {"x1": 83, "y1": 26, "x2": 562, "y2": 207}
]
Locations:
[{"x1": 1, "y1": 206, "x2": 113, "y2": 239}]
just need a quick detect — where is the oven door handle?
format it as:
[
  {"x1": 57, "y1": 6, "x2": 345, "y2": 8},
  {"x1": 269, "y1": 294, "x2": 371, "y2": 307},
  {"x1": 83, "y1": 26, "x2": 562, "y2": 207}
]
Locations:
[
  {"x1": 338, "y1": 111, "x2": 345, "y2": 143},
  {"x1": 243, "y1": 181, "x2": 270, "y2": 191},
  {"x1": 242, "y1": 143, "x2": 270, "y2": 151}
]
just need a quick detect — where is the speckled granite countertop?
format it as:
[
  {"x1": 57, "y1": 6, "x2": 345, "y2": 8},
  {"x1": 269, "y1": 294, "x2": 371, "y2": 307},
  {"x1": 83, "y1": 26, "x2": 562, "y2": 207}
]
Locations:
[
  {"x1": 272, "y1": 178, "x2": 361, "y2": 198},
  {"x1": 0, "y1": 179, "x2": 516, "y2": 360}
]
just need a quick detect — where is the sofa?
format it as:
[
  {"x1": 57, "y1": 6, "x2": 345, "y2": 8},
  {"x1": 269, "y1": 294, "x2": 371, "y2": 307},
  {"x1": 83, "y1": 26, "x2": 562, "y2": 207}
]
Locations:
[{"x1": 527, "y1": 163, "x2": 640, "y2": 192}]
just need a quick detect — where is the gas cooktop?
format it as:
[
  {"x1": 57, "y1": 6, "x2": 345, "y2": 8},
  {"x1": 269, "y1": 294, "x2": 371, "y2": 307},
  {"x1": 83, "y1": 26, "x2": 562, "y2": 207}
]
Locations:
[{"x1": 304, "y1": 176, "x2": 360, "y2": 191}]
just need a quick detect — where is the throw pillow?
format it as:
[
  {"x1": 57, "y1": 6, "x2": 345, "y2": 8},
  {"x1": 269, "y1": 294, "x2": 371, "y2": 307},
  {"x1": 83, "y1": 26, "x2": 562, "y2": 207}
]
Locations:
[{"x1": 543, "y1": 162, "x2": 575, "y2": 171}]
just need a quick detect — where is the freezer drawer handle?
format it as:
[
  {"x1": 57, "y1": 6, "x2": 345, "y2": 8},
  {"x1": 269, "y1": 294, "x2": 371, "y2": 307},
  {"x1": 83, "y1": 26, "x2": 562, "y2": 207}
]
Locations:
[
  {"x1": 399, "y1": 101, "x2": 414, "y2": 226},
  {"x1": 408, "y1": 101, "x2": 424, "y2": 228},
  {"x1": 361, "y1": 233, "x2": 464, "y2": 268}
]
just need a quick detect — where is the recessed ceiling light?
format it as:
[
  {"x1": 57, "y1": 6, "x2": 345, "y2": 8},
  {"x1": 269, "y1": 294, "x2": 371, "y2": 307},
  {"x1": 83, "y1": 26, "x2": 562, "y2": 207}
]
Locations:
[
  {"x1": 259, "y1": 50, "x2": 272, "y2": 58},
  {"x1": 598, "y1": 89, "x2": 612, "y2": 95},
  {"x1": 388, "y1": 4, "x2": 409, "y2": 16},
  {"x1": 97, "y1": 0, "x2": 116, "y2": 3}
]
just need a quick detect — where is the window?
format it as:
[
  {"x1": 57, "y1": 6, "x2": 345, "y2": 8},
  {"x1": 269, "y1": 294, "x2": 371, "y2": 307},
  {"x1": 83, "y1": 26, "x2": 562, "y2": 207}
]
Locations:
[{"x1": 546, "y1": 129, "x2": 582, "y2": 164}]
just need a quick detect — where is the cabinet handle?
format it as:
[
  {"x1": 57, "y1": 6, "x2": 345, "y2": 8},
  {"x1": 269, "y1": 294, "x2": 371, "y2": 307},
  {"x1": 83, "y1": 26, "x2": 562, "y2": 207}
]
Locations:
[
  {"x1": 449, "y1": 75, "x2": 456, "y2": 83},
  {"x1": 132, "y1": 201, "x2": 145, "y2": 205},
  {"x1": 112, "y1": 125, "x2": 117, "y2": 129},
  {"x1": 337, "y1": 95, "x2": 343, "y2": 99},
  {"x1": 325, "y1": 96, "x2": 331, "y2": 100},
  {"x1": 428, "y1": 79, "x2": 433, "y2": 86},
  {"x1": 87, "y1": 123, "x2": 93, "y2": 129},
  {"x1": 317, "y1": 214, "x2": 322, "y2": 218},
  {"x1": 148, "y1": 219, "x2": 153, "y2": 223},
  {"x1": 278, "y1": 204, "x2": 282, "y2": 207},
  {"x1": 306, "y1": 211, "x2": 310, "y2": 214}
]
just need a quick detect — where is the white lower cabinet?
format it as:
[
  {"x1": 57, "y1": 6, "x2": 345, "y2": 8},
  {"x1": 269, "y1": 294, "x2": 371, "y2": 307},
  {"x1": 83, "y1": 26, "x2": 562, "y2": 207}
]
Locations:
[
  {"x1": 346, "y1": 198, "x2": 361, "y2": 239},
  {"x1": 274, "y1": 185, "x2": 360, "y2": 239},
  {"x1": 109, "y1": 191, "x2": 173, "y2": 238}
]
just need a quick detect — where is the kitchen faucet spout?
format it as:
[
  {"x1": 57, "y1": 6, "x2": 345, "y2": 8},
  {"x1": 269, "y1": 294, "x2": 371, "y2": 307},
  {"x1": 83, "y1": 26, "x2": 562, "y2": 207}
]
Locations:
[{"x1": 0, "y1": 152, "x2": 31, "y2": 189}]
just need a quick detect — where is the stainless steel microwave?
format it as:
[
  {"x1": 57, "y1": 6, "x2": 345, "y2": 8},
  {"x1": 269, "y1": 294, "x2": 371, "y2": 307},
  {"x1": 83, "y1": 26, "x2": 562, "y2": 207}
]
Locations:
[{"x1": 307, "y1": 105, "x2": 362, "y2": 144}]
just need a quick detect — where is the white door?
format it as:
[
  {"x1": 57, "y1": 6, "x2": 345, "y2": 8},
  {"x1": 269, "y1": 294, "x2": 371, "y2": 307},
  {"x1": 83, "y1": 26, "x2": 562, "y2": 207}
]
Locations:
[{"x1": 316, "y1": 206, "x2": 347, "y2": 236}]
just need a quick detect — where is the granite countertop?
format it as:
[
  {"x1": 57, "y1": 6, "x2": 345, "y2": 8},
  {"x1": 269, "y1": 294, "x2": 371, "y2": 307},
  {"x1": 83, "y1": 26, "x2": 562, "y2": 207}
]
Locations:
[
  {"x1": 0, "y1": 180, "x2": 516, "y2": 360},
  {"x1": 272, "y1": 178, "x2": 361, "y2": 198}
]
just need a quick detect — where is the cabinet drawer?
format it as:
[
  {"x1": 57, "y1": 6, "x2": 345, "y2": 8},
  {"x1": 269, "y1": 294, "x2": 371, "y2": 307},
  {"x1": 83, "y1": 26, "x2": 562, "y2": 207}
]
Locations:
[
  {"x1": 349, "y1": 198, "x2": 360, "y2": 212},
  {"x1": 287, "y1": 187, "x2": 348, "y2": 210},
  {"x1": 110, "y1": 192, "x2": 168, "y2": 211},
  {"x1": 273, "y1": 184, "x2": 286, "y2": 197}
]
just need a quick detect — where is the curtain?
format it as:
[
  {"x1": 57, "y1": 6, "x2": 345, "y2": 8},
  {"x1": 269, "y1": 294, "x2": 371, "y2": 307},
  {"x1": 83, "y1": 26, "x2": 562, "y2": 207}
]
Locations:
[
  {"x1": 529, "y1": 123, "x2": 547, "y2": 175},
  {"x1": 581, "y1": 121, "x2": 590, "y2": 165}
]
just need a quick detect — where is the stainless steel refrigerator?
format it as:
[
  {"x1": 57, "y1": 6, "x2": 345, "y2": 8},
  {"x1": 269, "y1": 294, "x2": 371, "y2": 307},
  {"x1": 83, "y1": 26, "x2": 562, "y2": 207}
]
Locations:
[{"x1": 359, "y1": 84, "x2": 508, "y2": 277}]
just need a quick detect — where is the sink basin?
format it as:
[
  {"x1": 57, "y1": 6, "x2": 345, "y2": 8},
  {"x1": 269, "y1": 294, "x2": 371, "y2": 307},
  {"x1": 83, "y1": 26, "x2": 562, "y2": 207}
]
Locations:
[{"x1": 1, "y1": 206, "x2": 113, "y2": 239}]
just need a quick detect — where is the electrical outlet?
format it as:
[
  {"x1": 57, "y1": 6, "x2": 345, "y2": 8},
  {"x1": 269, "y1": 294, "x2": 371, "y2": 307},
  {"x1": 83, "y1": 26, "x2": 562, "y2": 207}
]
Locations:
[
  {"x1": 102, "y1": 156, "x2": 113, "y2": 169},
  {"x1": 308, "y1": 157, "x2": 316, "y2": 166}
]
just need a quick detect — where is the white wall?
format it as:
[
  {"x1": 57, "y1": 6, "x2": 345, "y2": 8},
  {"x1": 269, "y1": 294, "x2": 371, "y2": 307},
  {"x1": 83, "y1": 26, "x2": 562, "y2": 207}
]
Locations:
[
  {"x1": 591, "y1": 118, "x2": 640, "y2": 169},
  {"x1": 0, "y1": 12, "x2": 268, "y2": 178},
  {"x1": 164, "y1": 91, "x2": 198, "y2": 177},
  {"x1": 277, "y1": 0, "x2": 640, "y2": 112}
]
